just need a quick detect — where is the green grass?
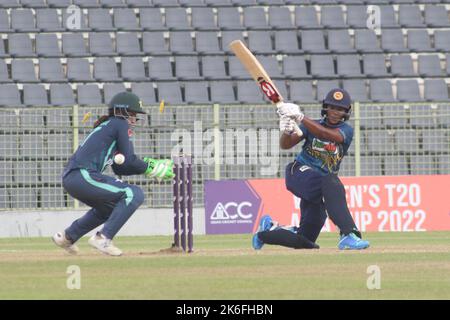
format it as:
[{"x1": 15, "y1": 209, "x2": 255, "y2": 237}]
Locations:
[{"x1": 0, "y1": 232, "x2": 449, "y2": 300}]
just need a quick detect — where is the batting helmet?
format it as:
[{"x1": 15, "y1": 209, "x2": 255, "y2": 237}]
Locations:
[
  {"x1": 109, "y1": 91, "x2": 146, "y2": 115},
  {"x1": 321, "y1": 88, "x2": 352, "y2": 121}
]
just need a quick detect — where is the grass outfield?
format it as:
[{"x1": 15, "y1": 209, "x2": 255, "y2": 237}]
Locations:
[{"x1": 0, "y1": 231, "x2": 449, "y2": 300}]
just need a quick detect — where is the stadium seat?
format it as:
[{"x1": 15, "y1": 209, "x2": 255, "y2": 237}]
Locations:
[
  {"x1": 169, "y1": 32, "x2": 195, "y2": 55},
  {"x1": 237, "y1": 81, "x2": 265, "y2": 104},
  {"x1": 8, "y1": 34, "x2": 36, "y2": 58},
  {"x1": 221, "y1": 31, "x2": 245, "y2": 53},
  {"x1": 422, "y1": 129, "x2": 449, "y2": 153},
  {"x1": 398, "y1": 5, "x2": 425, "y2": 28},
  {"x1": 67, "y1": 58, "x2": 93, "y2": 82},
  {"x1": 142, "y1": 32, "x2": 169, "y2": 56},
  {"x1": 310, "y1": 55, "x2": 336, "y2": 78},
  {"x1": 383, "y1": 105, "x2": 408, "y2": 128},
  {"x1": 0, "y1": 161, "x2": 13, "y2": 185},
  {"x1": 50, "y1": 84, "x2": 75, "y2": 106},
  {"x1": 47, "y1": 0, "x2": 71, "y2": 7},
  {"x1": 0, "y1": 133, "x2": 19, "y2": 157},
  {"x1": 244, "y1": 7, "x2": 268, "y2": 30},
  {"x1": 165, "y1": 8, "x2": 191, "y2": 31},
  {"x1": 157, "y1": 82, "x2": 184, "y2": 105},
  {"x1": 0, "y1": 0, "x2": 20, "y2": 9},
  {"x1": 390, "y1": 55, "x2": 416, "y2": 77},
  {"x1": 329, "y1": 30, "x2": 357, "y2": 54},
  {"x1": 269, "y1": 7, "x2": 294, "y2": 29},
  {"x1": 195, "y1": 31, "x2": 222, "y2": 54},
  {"x1": 139, "y1": 8, "x2": 166, "y2": 31},
  {"x1": 397, "y1": 79, "x2": 422, "y2": 102},
  {"x1": 114, "y1": 8, "x2": 140, "y2": 31},
  {"x1": 153, "y1": 0, "x2": 178, "y2": 6},
  {"x1": 127, "y1": 0, "x2": 152, "y2": 7},
  {"x1": 210, "y1": 81, "x2": 236, "y2": 104},
  {"x1": 94, "y1": 57, "x2": 121, "y2": 82},
  {"x1": 407, "y1": 30, "x2": 432, "y2": 52},
  {"x1": 11, "y1": 59, "x2": 38, "y2": 82},
  {"x1": 360, "y1": 155, "x2": 382, "y2": 176},
  {"x1": 229, "y1": 56, "x2": 252, "y2": 80},
  {"x1": 89, "y1": 32, "x2": 114, "y2": 56},
  {"x1": 191, "y1": 8, "x2": 218, "y2": 30},
  {"x1": 88, "y1": 9, "x2": 115, "y2": 31},
  {"x1": 358, "y1": 104, "x2": 382, "y2": 129},
  {"x1": 366, "y1": 130, "x2": 395, "y2": 154},
  {"x1": 282, "y1": 56, "x2": 309, "y2": 79},
  {"x1": 175, "y1": 56, "x2": 203, "y2": 80},
  {"x1": 0, "y1": 9, "x2": 12, "y2": 33},
  {"x1": 395, "y1": 129, "x2": 420, "y2": 153},
  {"x1": 257, "y1": 56, "x2": 282, "y2": 79},
  {"x1": 384, "y1": 155, "x2": 409, "y2": 176},
  {"x1": 424, "y1": 79, "x2": 449, "y2": 102},
  {"x1": 222, "y1": 104, "x2": 253, "y2": 129},
  {"x1": 424, "y1": 5, "x2": 450, "y2": 28},
  {"x1": 379, "y1": 5, "x2": 399, "y2": 28},
  {"x1": 103, "y1": 83, "x2": 126, "y2": 103},
  {"x1": 434, "y1": 30, "x2": 450, "y2": 53},
  {"x1": 363, "y1": 54, "x2": 389, "y2": 77},
  {"x1": 10, "y1": 189, "x2": 38, "y2": 209},
  {"x1": 45, "y1": 108, "x2": 71, "y2": 127},
  {"x1": 131, "y1": 82, "x2": 156, "y2": 105},
  {"x1": 320, "y1": 6, "x2": 346, "y2": 28},
  {"x1": 410, "y1": 155, "x2": 436, "y2": 175},
  {"x1": 274, "y1": 30, "x2": 301, "y2": 54},
  {"x1": 343, "y1": 80, "x2": 369, "y2": 103},
  {"x1": 0, "y1": 84, "x2": 23, "y2": 107},
  {"x1": 20, "y1": 135, "x2": 45, "y2": 159},
  {"x1": 116, "y1": 32, "x2": 142, "y2": 56},
  {"x1": 11, "y1": 9, "x2": 38, "y2": 32},
  {"x1": 39, "y1": 58, "x2": 66, "y2": 82},
  {"x1": 346, "y1": 6, "x2": 367, "y2": 28},
  {"x1": 317, "y1": 80, "x2": 339, "y2": 101},
  {"x1": 437, "y1": 155, "x2": 450, "y2": 174},
  {"x1": 74, "y1": 0, "x2": 100, "y2": 7},
  {"x1": 248, "y1": 31, "x2": 275, "y2": 54},
  {"x1": 47, "y1": 134, "x2": 72, "y2": 157},
  {"x1": 23, "y1": 84, "x2": 49, "y2": 107},
  {"x1": 121, "y1": 57, "x2": 148, "y2": 81},
  {"x1": 217, "y1": 7, "x2": 244, "y2": 30},
  {"x1": 381, "y1": 29, "x2": 408, "y2": 53},
  {"x1": 61, "y1": 7, "x2": 89, "y2": 31},
  {"x1": 184, "y1": 82, "x2": 210, "y2": 104},
  {"x1": 301, "y1": 30, "x2": 328, "y2": 53},
  {"x1": 148, "y1": 57, "x2": 175, "y2": 81},
  {"x1": 354, "y1": 30, "x2": 382, "y2": 53},
  {"x1": 418, "y1": 55, "x2": 443, "y2": 77},
  {"x1": 62, "y1": 34, "x2": 88, "y2": 57},
  {"x1": 41, "y1": 188, "x2": 66, "y2": 208},
  {"x1": 295, "y1": 7, "x2": 320, "y2": 29},
  {"x1": 77, "y1": 84, "x2": 102, "y2": 106},
  {"x1": 409, "y1": 105, "x2": 436, "y2": 129},
  {"x1": 35, "y1": 34, "x2": 64, "y2": 58},
  {"x1": 36, "y1": 9, "x2": 64, "y2": 32},
  {"x1": 370, "y1": 79, "x2": 395, "y2": 102},
  {"x1": 202, "y1": 56, "x2": 229, "y2": 80},
  {"x1": 337, "y1": 55, "x2": 363, "y2": 78}
]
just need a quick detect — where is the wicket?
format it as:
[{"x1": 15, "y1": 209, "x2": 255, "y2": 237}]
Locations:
[{"x1": 172, "y1": 154, "x2": 193, "y2": 253}]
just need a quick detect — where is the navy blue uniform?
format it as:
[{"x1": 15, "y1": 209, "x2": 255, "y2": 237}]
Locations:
[
  {"x1": 63, "y1": 117, "x2": 146, "y2": 241},
  {"x1": 285, "y1": 120, "x2": 357, "y2": 242}
]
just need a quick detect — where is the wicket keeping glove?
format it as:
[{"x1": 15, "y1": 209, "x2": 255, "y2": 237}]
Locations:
[
  {"x1": 143, "y1": 157, "x2": 175, "y2": 182},
  {"x1": 276, "y1": 102, "x2": 304, "y2": 123}
]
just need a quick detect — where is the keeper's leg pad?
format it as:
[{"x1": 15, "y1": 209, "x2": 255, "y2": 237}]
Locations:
[{"x1": 258, "y1": 228, "x2": 319, "y2": 249}]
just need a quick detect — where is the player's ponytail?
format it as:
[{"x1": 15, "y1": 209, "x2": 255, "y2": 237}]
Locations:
[{"x1": 93, "y1": 109, "x2": 115, "y2": 128}]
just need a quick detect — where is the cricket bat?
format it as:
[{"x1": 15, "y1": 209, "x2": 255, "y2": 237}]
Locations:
[{"x1": 229, "y1": 40, "x2": 302, "y2": 136}]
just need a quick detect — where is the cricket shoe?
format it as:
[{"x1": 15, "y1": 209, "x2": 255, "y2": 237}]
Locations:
[
  {"x1": 88, "y1": 232, "x2": 122, "y2": 256},
  {"x1": 338, "y1": 233, "x2": 370, "y2": 250},
  {"x1": 52, "y1": 231, "x2": 79, "y2": 255},
  {"x1": 252, "y1": 215, "x2": 273, "y2": 250}
]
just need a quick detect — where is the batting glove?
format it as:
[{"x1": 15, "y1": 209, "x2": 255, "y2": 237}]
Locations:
[
  {"x1": 276, "y1": 102, "x2": 304, "y2": 123},
  {"x1": 143, "y1": 158, "x2": 175, "y2": 182},
  {"x1": 279, "y1": 115, "x2": 296, "y2": 135}
]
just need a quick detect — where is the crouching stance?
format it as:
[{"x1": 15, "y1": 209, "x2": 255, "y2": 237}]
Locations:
[
  {"x1": 253, "y1": 89, "x2": 370, "y2": 251},
  {"x1": 53, "y1": 92, "x2": 174, "y2": 256}
]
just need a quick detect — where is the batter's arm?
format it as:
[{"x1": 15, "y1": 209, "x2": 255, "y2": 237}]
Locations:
[
  {"x1": 301, "y1": 117, "x2": 344, "y2": 144},
  {"x1": 280, "y1": 132, "x2": 303, "y2": 150}
]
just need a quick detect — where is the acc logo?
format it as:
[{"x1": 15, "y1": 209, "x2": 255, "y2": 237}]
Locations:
[
  {"x1": 128, "y1": 128, "x2": 133, "y2": 137},
  {"x1": 210, "y1": 202, "x2": 253, "y2": 220},
  {"x1": 333, "y1": 91, "x2": 344, "y2": 100}
]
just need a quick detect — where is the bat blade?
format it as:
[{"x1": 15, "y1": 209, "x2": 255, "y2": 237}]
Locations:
[{"x1": 229, "y1": 40, "x2": 283, "y2": 105}]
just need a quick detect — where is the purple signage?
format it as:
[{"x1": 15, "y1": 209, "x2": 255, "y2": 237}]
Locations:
[{"x1": 204, "y1": 180, "x2": 262, "y2": 234}]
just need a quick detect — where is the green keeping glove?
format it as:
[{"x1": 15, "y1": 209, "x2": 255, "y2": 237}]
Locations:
[{"x1": 143, "y1": 157, "x2": 175, "y2": 181}]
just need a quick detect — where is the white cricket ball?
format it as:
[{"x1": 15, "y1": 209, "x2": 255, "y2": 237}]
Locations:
[{"x1": 114, "y1": 153, "x2": 125, "y2": 165}]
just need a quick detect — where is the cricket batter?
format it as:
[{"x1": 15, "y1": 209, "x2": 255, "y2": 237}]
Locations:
[
  {"x1": 252, "y1": 89, "x2": 370, "y2": 250},
  {"x1": 52, "y1": 92, "x2": 174, "y2": 256}
]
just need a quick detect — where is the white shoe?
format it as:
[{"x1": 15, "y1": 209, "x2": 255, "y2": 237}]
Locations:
[
  {"x1": 52, "y1": 231, "x2": 79, "y2": 255},
  {"x1": 88, "y1": 232, "x2": 122, "y2": 256}
]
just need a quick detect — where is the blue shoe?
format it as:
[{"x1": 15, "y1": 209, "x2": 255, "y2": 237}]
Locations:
[
  {"x1": 252, "y1": 215, "x2": 273, "y2": 250},
  {"x1": 338, "y1": 233, "x2": 370, "y2": 250}
]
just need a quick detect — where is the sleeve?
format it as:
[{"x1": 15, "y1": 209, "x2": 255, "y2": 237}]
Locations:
[
  {"x1": 338, "y1": 125, "x2": 354, "y2": 153},
  {"x1": 112, "y1": 119, "x2": 148, "y2": 176}
]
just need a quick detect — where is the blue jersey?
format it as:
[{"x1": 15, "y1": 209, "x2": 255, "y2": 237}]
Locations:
[
  {"x1": 64, "y1": 117, "x2": 147, "y2": 176},
  {"x1": 295, "y1": 119, "x2": 353, "y2": 176}
]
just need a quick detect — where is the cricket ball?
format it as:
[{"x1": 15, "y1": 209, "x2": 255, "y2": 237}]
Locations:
[{"x1": 114, "y1": 153, "x2": 125, "y2": 165}]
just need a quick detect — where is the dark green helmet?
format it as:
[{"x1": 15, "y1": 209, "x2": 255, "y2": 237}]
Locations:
[{"x1": 108, "y1": 91, "x2": 146, "y2": 114}]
